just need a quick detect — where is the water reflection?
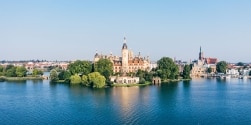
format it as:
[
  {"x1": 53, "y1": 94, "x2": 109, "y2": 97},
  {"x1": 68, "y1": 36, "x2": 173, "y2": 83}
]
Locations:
[{"x1": 183, "y1": 80, "x2": 191, "y2": 88}]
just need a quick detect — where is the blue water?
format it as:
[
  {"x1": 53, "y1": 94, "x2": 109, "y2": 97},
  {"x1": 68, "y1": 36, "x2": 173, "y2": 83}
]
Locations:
[{"x1": 1, "y1": 78, "x2": 251, "y2": 125}]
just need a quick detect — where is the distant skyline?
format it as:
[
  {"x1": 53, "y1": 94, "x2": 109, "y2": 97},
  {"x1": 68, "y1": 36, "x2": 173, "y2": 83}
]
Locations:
[{"x1": 0, "y1": 0, "x2": 251, "y2": 63}]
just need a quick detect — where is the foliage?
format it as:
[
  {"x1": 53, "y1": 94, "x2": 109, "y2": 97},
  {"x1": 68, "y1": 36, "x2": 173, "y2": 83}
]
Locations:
[
  {"x1": 136, "y1": 69, "x2": 153, "y2": 82},
  {"x1": 0, "y1": 65, "x2": 3, "y2": 72},
  {"x1": 5, "y1": 65, "x2": 14, "y2": 71},
  {"x1": 139, "y1": 78, "x2": 146, "y2": 84},
  {"x1": 216, "y1": 61, "x2": 228, "y2": 73},
  {"x1": 182, "y1": 65, "x2": 191, "y2": 79},
  {"x1": 32, "y1": 69, "x2": 43, "y2": 76},
  {"x1": 50, "y1": 69, "x2": 59, "y2": 82},
  {"x1": 157, "y1": 57, "x2": 179, "y2": 80},
  {"x1": 70, "y1": 74, "x2": 82, "y2": 84},
  {"x1": 236, "y1": 62, "x2": 244, "y2": 66},
  {"x1": 88, "y1": 72, "x2": 106, "y2": 88},
  {"x1": 207, "y1": 67, "x2": 212, "y2": 73},
  {"x1": 6, "y1": 67, "x2": 17, "y2": 77},
  {"x1": 68, "y1": 60, "x2": 92, "y2": 75},
  {"x1": 58, "y1": 70, "x2": 71, "y2": 81},
  {"x1": 94, "y1": 59, "x2": 113, "y2": 81},
  {"x1": 15, "y1": 66, "x2": 27, "y2": 77},
  {"x1": 81, "y1": 75, "x2": 89, "y2": 85}
]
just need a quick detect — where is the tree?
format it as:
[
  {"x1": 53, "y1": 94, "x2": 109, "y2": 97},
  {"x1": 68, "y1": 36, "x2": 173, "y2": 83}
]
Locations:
[
  {"x1": 58, "y1": 70, "x2": 71, "y2": 82},
  {"x1": 50, "y1": 69, "x2": 59, "y2": 82},
  {"x1": 94, "y1": 59, "x2": 113, "y2": 81},
  {"x1": 157, "y1": 57, "x2": 179, "y2": 80},
  {"x1": 15, "y1": 66, "x2": 27, "y2": 77},
  {"x1": 81, "y1": 75, "x2": 89, "y2": 85},
  {"x1": 136, "y1": 69, "x2": 145, "y2": 79},
  {"x1": 70, "y1": 74, "x2": 82, "y2": 84},
  {"x1": 0, "y1": 65, "x2": 3, "y2": 72},
  {"x1": 136, "y1": 69, "x2": 153, "y2": 82},
  {"x1": 207, "y1": 67, "x2": 212, "y2": 74},
  {"x1": 6, "y1": 67, "x2": 17, "y2": 77},
  {"x1": 236, "y1": 62, "x2": 244, "y2": 66},
  {"x1": 88, "y1": 72, "x2": 106, "y2": 88},
  {"x1": 68, "y1": 60, "x2": 92, "y2": 75},
  {"x1": 182, "y1": 65, "x2": 191, "y2": 79},
  {"x1": 33, "y1": 69, "x2": 43, "y2": 76},
  {"x1": 249, "y1": 71, "x2": 251, "y2": 76},
  {"x1": 5, "y1": 65, "x2": 14, "y2": 71},
  {"x1": 216, "y1": 61, "x2": 228, "y2": 73}
]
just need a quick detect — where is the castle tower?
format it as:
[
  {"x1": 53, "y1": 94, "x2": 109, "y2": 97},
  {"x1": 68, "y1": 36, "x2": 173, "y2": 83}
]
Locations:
[{"x1": 122, "y1": 37, "x2": 129, "y2": 74}]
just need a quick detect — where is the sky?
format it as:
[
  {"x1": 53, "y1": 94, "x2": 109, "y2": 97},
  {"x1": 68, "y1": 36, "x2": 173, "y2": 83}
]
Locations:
[{"x1": 0, "y1": 0, "x2": 251, "y2": 63}]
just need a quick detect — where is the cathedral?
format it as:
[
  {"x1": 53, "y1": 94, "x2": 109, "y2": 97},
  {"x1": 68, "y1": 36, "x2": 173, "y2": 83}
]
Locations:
[
  {"x1": 190, "y1": 47, "x2": 218, "y2": 77},
  {"x1": 94, "y1": 37, "x2": 151, "y2": 74}
]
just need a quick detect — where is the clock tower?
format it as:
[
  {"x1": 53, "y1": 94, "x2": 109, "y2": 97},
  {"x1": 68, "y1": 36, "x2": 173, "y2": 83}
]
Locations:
[{"x1": 122, "y1": 37, "x2": 129, "y2": 75}]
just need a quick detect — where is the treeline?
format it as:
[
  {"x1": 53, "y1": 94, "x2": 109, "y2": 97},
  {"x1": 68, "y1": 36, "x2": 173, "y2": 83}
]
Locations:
[
  {"x1": 0, "y1": 65, "x2": 43, "y2": 77},
  {"x1": 50, "y1": 57, "x2": 191, "y2": 88},
  {"x1": 50, "y1": 59, "x2": 113, "y2": 88}
]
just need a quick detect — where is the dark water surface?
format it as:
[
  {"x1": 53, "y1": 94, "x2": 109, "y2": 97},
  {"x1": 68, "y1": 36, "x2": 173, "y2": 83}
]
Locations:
[{"x1": 1, "y1": 78, "x2": 251, "y2": 125}]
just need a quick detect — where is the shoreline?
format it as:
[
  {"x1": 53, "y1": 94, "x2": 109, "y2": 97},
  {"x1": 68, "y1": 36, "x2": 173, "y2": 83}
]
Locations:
[{"x1": 0, "y1": 76, "x2": 43, "y2": 81}]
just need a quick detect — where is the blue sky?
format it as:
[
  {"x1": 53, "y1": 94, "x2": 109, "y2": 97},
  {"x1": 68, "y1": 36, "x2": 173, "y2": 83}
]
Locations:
[{"x1": 0, "y1": 0, "x2": 251, "y2": 62}]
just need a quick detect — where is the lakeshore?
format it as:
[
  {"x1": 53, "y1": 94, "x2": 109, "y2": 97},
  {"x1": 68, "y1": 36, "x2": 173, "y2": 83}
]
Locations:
[{"x1": 0, "y1": 76, "x2": 44, "y2": 81}]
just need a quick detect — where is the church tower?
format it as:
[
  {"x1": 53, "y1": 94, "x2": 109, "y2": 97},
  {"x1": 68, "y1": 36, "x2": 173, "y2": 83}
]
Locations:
[
  {"x1": 199, "y1": 46, "x2": 204, "y2": 61},
  {"x1": 122, "y1": 37, "x2": 129, "y2": 74}
]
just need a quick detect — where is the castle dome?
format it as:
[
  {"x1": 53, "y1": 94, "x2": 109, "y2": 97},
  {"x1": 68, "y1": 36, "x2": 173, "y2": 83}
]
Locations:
[{"x1": 122, "y1": 43, "x2": 128, "y2": 49}]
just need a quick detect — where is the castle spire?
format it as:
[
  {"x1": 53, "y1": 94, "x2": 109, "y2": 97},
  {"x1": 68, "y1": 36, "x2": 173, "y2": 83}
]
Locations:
[{"x1": 124, "y1": 36, "x2": 126, "y2": 43}]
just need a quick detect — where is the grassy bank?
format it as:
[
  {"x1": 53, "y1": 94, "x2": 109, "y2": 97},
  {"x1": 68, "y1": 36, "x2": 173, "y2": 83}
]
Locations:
[
  {"x1": 0, "y1": 76, "x2": 43, "y2": 81},
  {"x1": 112, "y1": 81, "x2": 152, "y2": 87}
]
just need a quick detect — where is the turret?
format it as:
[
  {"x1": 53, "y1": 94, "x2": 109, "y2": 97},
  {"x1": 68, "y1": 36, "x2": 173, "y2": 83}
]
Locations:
[{"x1": 122, "y1": 37, "x2": 129, "y2": 74}]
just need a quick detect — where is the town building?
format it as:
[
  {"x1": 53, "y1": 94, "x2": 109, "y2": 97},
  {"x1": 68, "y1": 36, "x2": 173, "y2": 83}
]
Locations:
[{"x1": 190, "y1": 47, "x2": 218, "y2": 77}]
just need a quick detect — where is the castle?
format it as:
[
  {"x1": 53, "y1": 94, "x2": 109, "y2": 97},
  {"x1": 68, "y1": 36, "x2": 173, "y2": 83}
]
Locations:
[{"x1": 94, "y1": 37, "x2": 151, "y2": 74}]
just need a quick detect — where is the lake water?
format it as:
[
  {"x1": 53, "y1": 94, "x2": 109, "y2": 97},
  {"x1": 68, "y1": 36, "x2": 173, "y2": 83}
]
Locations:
[{"x1": 1, "y1": 78, "x2": 251, "y2": 125}]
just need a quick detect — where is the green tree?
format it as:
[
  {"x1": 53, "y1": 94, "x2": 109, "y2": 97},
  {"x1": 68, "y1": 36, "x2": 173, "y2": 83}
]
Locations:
[
  {"x1": 88, "y1": 72, "x2": 106, "y2": 88},
  {"x1": 58, "y1": 70, "x2": 71, "y2": 82},
  {"x1": 182, "y1": 65, "x2": 191, "y2": 79},
  {"x1": 33, "y1": 69, "x2": 43, "y2": 76},
  {"x1": 50, "y1": 69, "x2": 59, "y2": 82},
  {"x1": 6, "y1": 67, "x2": 17, "y2": 77},
  {"x1": 5, "y1": 65, "x2": 14, "y2": 73},
  {"x1": 136, "y1": 69, "x2": 153, "y2": 82},
  {"x1": 136, "y1": 69, "x2": 145, "y2": 79},
  {"x1": 0, "y1": 65, "x2": 4, "y2": 76},
  {"x1": 68, "y1": 60, "x2": 92, "y2": 75},
  {"x1": 94, "y1": 59, "x2": 113, "y2": 81},
  {"x1": 216, "y1": 61, "x2": 228, "y2": 73},
  {"x1": 16, "y1": 66, "x2": 27, "y2": 77},
  {"x1": 207, "y1": 67, "x2": 212, "y2": 73},
  {"x1": 0, "y1": 65, "x2": 3, "y2": 72},
  {"x1": 81, "y1": 75, "x2": 89, "y2": 85},
  {"x1": 157, "y1": 57, "x2": 179, "y2": 80},
  {"x1": 139, "y1": 77, "x2": 146, "y2": 84},
  {"x1": 236, "y1": 62, "x2": 244, "y2": 66},
  {"x1": 70, "y1": 74, "x2": 82, "y2": 84}
]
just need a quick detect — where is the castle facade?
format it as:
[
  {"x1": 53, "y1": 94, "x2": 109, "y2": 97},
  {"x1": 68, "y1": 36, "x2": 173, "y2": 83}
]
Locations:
[{"x1": 94, "y1": 37, "x2": 151, "y2": 74}]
